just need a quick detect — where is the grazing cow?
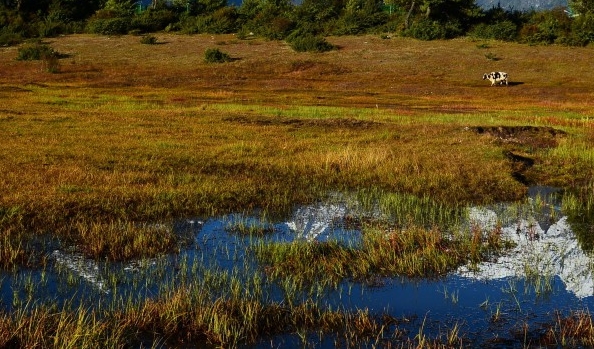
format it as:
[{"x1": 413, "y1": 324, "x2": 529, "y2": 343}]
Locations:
[{"x1": 483, "y1": 72, "x2": 508, "y2": 86}]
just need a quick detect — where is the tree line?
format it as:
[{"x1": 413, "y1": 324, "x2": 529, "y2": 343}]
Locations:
[{"x1": 1, "y1": 0, "x2": 593, "y2": 47}]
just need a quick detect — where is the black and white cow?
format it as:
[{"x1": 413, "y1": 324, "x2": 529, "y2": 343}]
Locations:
[{"x1": 483, "y1": 72, "x2": 508, "y2": 86}]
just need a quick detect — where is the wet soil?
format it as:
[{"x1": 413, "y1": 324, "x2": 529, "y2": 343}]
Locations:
[{"x1": 472, "y1": 126, "x2": 566, "y2": 149}]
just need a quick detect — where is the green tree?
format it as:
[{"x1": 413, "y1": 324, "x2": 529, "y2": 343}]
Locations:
[
  {"x1": 333, "y1": 0, "x2": 387, "y2": 35},
  {"x1": 196, "y1": 0, "x2": 226, "y2": 14},
  {"x1": 0, "y1": 0, "x2": 51, "y2": 14},
  {"x1": 402, "y1": 0, "x2": 481, "y2": 36},
  {"x1": 48, "y1": 0, "x2": 102, "y2": 21},
  {"x1": 291, "y1": 0, "x2": 345, "y2": 34},
  {"x1": 239, "y1": 0, "x2": 295, "y2": 39},
  {"x1": 294, "y1": 0, "x2": 344, "y2": 23},
  {"x1": 103, "y1": 0, "x2": 137, "y2": 16},
  {"x1": 421, "y1": 0, "x2": 481, "y2": 27},
  {"x1": 171, "y1": 0, "x2": 198, "y2": 14}
]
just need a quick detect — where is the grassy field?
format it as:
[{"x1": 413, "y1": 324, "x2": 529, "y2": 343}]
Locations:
[
  {"x1": 2, "y1": 34, "x2": 593, "y2": 225},
  {"x1": 1, "y1": 33, "x2": 594, "y2": 346}
]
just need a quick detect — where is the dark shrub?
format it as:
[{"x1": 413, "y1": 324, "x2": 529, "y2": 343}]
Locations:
[
  {"x1": 209, "y1": 7, "x2": 239, "y2": 33},
  {"x1": 261, "y1": 16, "x2": 295, "y2": 40},
  {"x1": 130, "y1": 9, "x2": 178, "y2": 33},
  {"x1": 196, "y1": 0, "x2": 227, "y2": 14},
  {"x1": 0, "y1": 28, "x2": 23, "y2": 46},
  {"x1": 86, "y1": 17, "x2": 130, "y2": 35},
  {"x1": 236, "y1": 27, "x2": 253, "y2": 39},
  {"x1": 518, "y1": 8, "x2": 572, "y2": 45},
  {"x1": 177, "y1": 15, "x2": 198, "y2": 34},
  {"x1": 565, "y1": 12, "x2": 594, "y2": 46},
  {"x1": 88, "y1": 9, "x2": 120, "y2": 20},
  {"x1": 37, "y1": 20, "x2": 68, "y2": 38},
  {"x1": 519, "y1": 23, "x2": 556, "y2": 44},
  {"x1": 204, "y1": 48, "x2": 231, "y2": 63},
  {"x1": 470, "y1": 21, "x2": 518, "y2": 41},
  {"x1": 286, "y1": 33, "x2": 334, "y2": 52},
  {"x1": 180, "y1": 7, "x2": 238, "y2": 34},
  {"x1": 16, "y1": 42, "x2": 61, "y2": 73},
  {"x1": 443, "y1": 20, "x2": 464, "y2": 38},
  {"x1": 239, "y1": 0, "x2": 295, "y2": 39},
  {"x1": 140, "y1": 35, "x2": 158, "y2": 44},
  {"x1": 404, "y1": 18, "x2": 446, "y2": 40},
  {"x1": 16, "y1": 42, "x2": 56, "y2": 61},
  {"x1": 332, "y1": 11, "x2": 389, "y2": 35}
]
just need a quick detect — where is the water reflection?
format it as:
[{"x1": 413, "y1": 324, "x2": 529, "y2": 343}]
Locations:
[
  {"x1": 286, "y1": 203, "x2": 347, "y2": 241},
  {"x1": 2, "y1": 189, "x2": 594, "y2": 347},
  {"x1": 51, "y1": 250, "x2": 109, "y2": 293},
  {"x1": 459, "y1": 209, "x2": 594, "y2": 298}
]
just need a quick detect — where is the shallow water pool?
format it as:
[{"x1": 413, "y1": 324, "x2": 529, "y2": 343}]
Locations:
[{"x1": 2, "y1": 188, "x2": 593, "y2": 347}]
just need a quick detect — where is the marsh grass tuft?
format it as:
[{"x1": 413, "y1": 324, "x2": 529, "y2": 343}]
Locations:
[
  {"x1": 0, "y1": 304, "x2": 127, "y2": 348},
  {"x1": 224, "y1": 216, "x2": 275, "y2": 236},
  {"x1": 73, "y1": 220, "x2": 179, "y2": 261},
  {"x1": 255, "y1": 222, "x2": 507, "y2": 286},
  {"x1": 1, "y1": 232, "x2": 27, "y2": 270},
  {"x1": 542, "y1": 311, "x2": 594, "y2": 347},
  {"x1": 0, "y1": 208, "x2": 45, "y2": 269},
  {"x1": 102, "y1": 282, "x2": 398, "y2": 347}
]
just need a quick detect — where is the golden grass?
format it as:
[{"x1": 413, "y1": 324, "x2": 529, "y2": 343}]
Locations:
[{"x1": 1, "y1": 33, "x2": 593, "y2": 263}]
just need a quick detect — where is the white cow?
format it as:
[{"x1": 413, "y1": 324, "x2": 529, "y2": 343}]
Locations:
[{"x1": 483, "y1": 71, "x2": 509, "y2": 86}]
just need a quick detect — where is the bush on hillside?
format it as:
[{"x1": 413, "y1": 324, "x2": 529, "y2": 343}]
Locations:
[
  {"x1": 86, "y1": 12, "x2": 130, "y2": 35},
  {"x1": 16, "y1": 42, "x2": 62, "y2": 73},
  {"x1": 259, "y1": 16, "x2": 295, "y2": 40},
  {"x1": 130, "y1": 9, "x2": 178, "y2": 33},
  {"x1": 470, "y1": 20, "x2": 518, "y2": 41},
  {"x1": 140, "y1": 34, "x2": 158, "y2": 44},
  {"x1": 332, "y1": 11, "x2": 389, "y2": 35},
  {"x1": 518, "y1": 8, "x2": 572, "y2": 45},
  {"x1": 182, "y1": 7, "x2": 238, "y2": 34},
  {"x1": 562, "y1": 12, "x2": 594, "y2": 46},
  {"x1": 0, "y1": 28, "x2": 23, "y2": 46},
  {"x1": 204, "y1": 47, "x2": 231, "y2": 63},
  {"x1": 286, "y1": 32, "x2": 334, "y2": 52},
  {"x1": 404, "y1": 18, "x2": 447, "y2": 40},
  {"x1": 16, "y1": 42, "x2": 57, "y2": 61}
]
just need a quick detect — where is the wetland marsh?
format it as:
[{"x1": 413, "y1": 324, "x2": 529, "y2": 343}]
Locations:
[{"x1": 1, "y1": 34, "x2": 594, "y2": 347}]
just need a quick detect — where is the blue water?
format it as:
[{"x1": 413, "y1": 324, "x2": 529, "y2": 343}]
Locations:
[{"x1": 2, "y1": 193, "x2": 594, "y2": 347}]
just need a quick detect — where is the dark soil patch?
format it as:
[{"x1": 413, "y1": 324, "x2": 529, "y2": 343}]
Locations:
[
  {"x1": 472, "y1": 126, "x2": 566, "y2": 149},
  {"x1": 473, "y1": 126, "x2": 566, "y2": 185},
  {"x1": 0, "y1": 86, "x2": 32, "y2": 93},
  {"x1": 504, "y1": 150, "x2": 535, "y2": 184},
  {"x1": 223, "y1": 115, "x2": 379, "y2": 129}
]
